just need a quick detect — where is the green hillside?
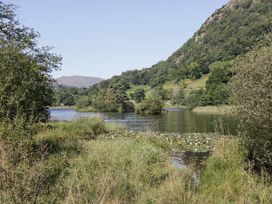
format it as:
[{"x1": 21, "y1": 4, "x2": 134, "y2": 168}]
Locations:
[{"x1": 80, "y1": 0, "x2": 272, "y2": 112}]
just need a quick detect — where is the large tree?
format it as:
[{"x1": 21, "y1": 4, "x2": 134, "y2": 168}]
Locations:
[{"x1": 0, "y1": 2, "x2": 61, "y2": 124}]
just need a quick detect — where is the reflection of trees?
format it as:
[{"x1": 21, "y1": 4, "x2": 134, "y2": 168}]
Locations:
[
  {"x1": 163, "y1": 111, "x2": 223, "y2": 133},
  {"x1": 104, "y1": 111, "x2": 237, "y2": 134}
]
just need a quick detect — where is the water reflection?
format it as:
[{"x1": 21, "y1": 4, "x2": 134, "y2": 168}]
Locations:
[
  {"x1": 50, "y1": 108, "x2": 237, "y2": 135},
  {"x1": 171, "y1": 151, "x2": 211, "y2": 186},
  {"x1": 105, "y1": 109, "x2": 237, "y2": 135}
]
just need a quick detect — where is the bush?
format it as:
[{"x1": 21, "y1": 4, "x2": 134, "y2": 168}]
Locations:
[
  {"x1": 0, "y1": 137, "x2": 70, "y2": 203},
  {"x1": 230, "y1": 37, "x2": 272, "y2": 173},
  {"x1": 136, "y1": 94, "x2": 163, "y2": 115},
  {"x1": 92, "y1": 88, "x2": 135, "y2": 113}
]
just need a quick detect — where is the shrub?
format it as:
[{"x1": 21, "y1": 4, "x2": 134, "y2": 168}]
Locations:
[
  {"x1": 136, "y1": 94, "x2": 163, "y2": 115},
  {"x1": 230, "y1": 37, "x2": 272, "y2": 173}
]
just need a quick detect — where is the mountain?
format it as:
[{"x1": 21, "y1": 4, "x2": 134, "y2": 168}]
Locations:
[
  {"x1": 166, "y1": 0, "x2": 272, "y2": 76},
  {"x1": 83, "y1": 0, "x2": 272, "y2": 112},
  {"x1": 56, "y1": 76, "x2": 104, "y2": 88},
  {"x1": 114, "y1": 0, "x2": 272, "y2": 87}
]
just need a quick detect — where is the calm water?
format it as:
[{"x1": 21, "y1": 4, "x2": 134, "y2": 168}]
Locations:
[
  {"x1": 171, "y1": 151, "x2": 210, "y2": 186},
  {"x1": 50, "y1": 108, "x2": 237, "y2": 135}
]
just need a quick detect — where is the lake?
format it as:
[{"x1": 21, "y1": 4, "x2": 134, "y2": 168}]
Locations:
[{"x1": 50, "y1": 108, "x2": 237, "y2": 135}]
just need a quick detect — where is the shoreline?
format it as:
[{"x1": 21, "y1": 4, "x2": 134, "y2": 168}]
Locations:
[
  {"x1": 192, "y1": 105, "x2": 233, "y2": 114},
  {"x1": 50, "y1": 106, "x2": 75, "y2": 110}
]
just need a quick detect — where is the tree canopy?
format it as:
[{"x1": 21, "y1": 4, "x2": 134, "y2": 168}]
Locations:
[{"x1": 0, "y1": 1, "x2": 61, "y2": 125}]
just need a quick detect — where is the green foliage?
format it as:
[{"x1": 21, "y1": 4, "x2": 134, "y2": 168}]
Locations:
[
  {"x1": 230, "y1": 37, "x2": 272, "y2": 173},
  {"x1": 137, "y1": 93, "x2": 163, "y2": 115},
  {"x1": 199, "y1": 139, "x2": 272, "y2": 203},
  {"x1": 91, "y1": 88, "x2": 134, "y2": 113},
  {"x1": 207, "y1": 61, "x2": 234, "y2": 85},
  {"x1": 64, "y1": 139, "x2": 172, "y2": 203},
  {"x1": 131, "y1": 88, "x2": 145, "y2": 103},
  {"x1": 83, "y1": 0, "x2": 272, "y2": 108},
  {"x1": 203, "y1": 61, "x2": 234, "y2": 105},
  {"x1": 75, "y1": 96, "x2": 91, "y2": 109},
  {"x1": 186, "y1": 61, "x2": 202, "y2": 79},
  {"x1": 169, "y1": 0, "x2": 272, "y2": 75},
  {"x1": 0, "y1": 2, "x2": 61, "y2": 125},
  {"x1": 1, "y1": 118, "x2": 272, "y2": 203},
  {"x1": 0, "y1": 46, "x2": 60, "y2": 124},
  {"x1": 184, "y1": 61, "x2": 234, "y2": 107},
  {"x1": 152, "y1": 85, "x2": 169, "y2": 101},
  {"x1": 186, "y1": 89, "x2": 206, "y2": 109},
  {"x1": 109, "y1": 77, "x2": 131, "y2": 91},
  {"x1": 59, "y1": 93, "x2": 75, "y2": 106},
  {"x1": 54, "y1": 85, "x2": 88, "y2": 107},
  {"x1": 0, "y1": 119, "x2": 108, "y2": 203},
  {"x1": 0, "y1": 2, "x2": 38, "y2": 49},
  {"x1": 170, "y1": 85, "x2": 185, "y2": 105}
]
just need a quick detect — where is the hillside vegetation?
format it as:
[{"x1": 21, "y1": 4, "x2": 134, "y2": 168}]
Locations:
[{"x1": 75, "y1": 0, "x2": 272, "y2": 113}]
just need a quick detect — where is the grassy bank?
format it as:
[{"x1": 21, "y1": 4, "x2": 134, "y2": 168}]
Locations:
[
  {"x1": 75, "y1": 106, "x2": 98, "y2": 112},
  {"x1": 192, "y1": 105, "x2": 233, "y2": 114},
  {"x1": 1, "y1": 119, "x2": 271, "y2": 203}
]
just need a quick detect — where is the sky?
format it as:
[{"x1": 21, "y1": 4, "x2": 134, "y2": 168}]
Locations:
[{"x1": 4, "y1": 0, "x2": 229, "y2": 79}]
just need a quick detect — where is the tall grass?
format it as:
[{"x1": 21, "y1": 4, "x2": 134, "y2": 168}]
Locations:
[
  {"x1": 1, "y1": 118, "x2": 272, "y2": 203},
  {"x1": 199, "y1": 139, "x2": 272, "y2": 203}
]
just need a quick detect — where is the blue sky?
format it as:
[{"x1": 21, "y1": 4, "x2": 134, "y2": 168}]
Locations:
[{"x1": 5, "y1": 0, "x2": 229, "y2": 79}]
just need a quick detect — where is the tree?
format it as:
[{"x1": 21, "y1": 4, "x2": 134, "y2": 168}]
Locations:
[
  {"x1": 92, "y1": 88, "x2": 134, "y2": 113},
  {"x1": 185, "y1": 89, "x2": 205, "y2": 109},
  {"x1": 137, "y1": 92, "x2": 163, "y2": 115},
  {"x1": 0, "y1": 2, "x2": 61, "y2": 124},
  {"x1": 153, "y1": 85, "x2": 169, "y2": 101},
  {"x1": 171, "y1": 85, "x2": 185, "y2": 105},
  {"x1": 133, "y1": 88, "x2": 145, "y2": 103},
  {"x1": 59, "y1": 93, "x2": 75, "y2": 106},
  {"x1": 76, "y1": 96, "x2": 91, "y2": 109},
  {"x1": 203, "y1": 61, "x2": 234, "y2": 105},
  {"x1": 0, "y1": 2, "x2": 38, "y2": 49},
  {"x1": 137, "y1": 99, "x2": 163, "y2": 115},
  {"x1": 186, "y1": 62, "x2": 202, "y2": 79},
  {"x1": 230, "y1": 37, "x2": 272, "y2": 173},
  {"x1": 110, "y1": 88, "x2": 134, "y2": 112}
]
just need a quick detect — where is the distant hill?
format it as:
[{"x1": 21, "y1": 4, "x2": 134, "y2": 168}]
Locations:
[{"x1": 56, "y1": 76, "x2": 104, "y2": 88}]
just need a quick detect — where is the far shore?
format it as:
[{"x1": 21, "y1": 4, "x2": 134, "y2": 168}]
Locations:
[
  {"x1": 50, "y1": 106, "x2": 75, "y2": 110},
  {"x1": 50, "y1": 105, "x2": 234, "y2": 115},
  {"x1": 192, "y1": 105, "x2": 233, "y2": 114}
]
